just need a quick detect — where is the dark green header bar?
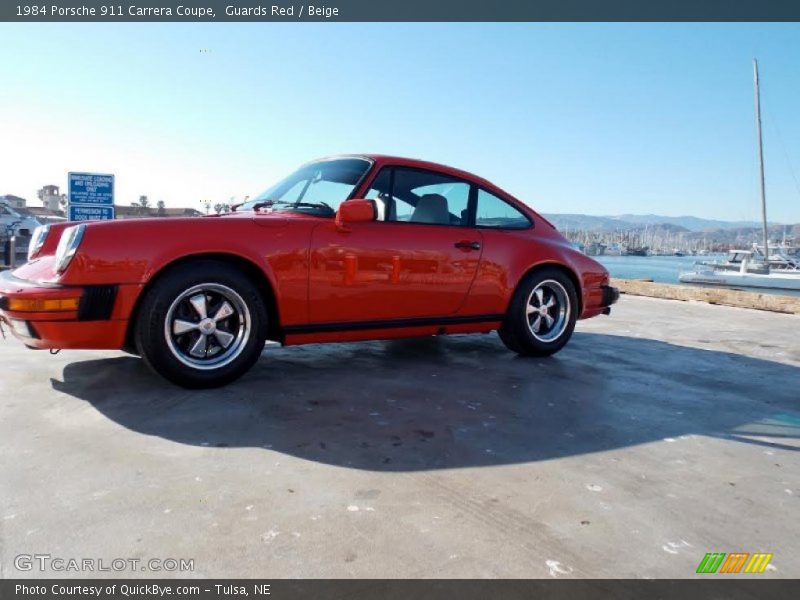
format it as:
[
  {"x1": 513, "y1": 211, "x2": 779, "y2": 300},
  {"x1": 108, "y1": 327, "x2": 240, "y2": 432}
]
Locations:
[{"x1": 4, "y1": 0, "x2": 800, "y2": 22}]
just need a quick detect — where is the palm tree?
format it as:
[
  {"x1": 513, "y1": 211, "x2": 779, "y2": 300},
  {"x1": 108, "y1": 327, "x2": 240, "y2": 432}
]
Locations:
[{"x1": 131, "y1": 195, "x2": 151, "y2": 216}]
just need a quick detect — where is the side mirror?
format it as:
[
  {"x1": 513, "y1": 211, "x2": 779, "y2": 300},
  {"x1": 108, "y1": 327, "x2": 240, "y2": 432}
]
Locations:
[{"x1": 335, "y1": 199, "x2": 376, "y2": 230}]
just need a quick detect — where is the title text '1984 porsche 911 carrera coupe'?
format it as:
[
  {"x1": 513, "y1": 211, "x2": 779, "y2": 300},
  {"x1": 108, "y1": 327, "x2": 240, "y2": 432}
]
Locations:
[{"x1": 0, "y1": 155, "x2": 618, "y2": 388}]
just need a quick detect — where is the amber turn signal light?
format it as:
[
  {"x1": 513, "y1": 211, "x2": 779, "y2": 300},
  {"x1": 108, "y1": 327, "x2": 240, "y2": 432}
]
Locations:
[{"x1": 7, "y1": 297, "x2": 81, "y2": 312}]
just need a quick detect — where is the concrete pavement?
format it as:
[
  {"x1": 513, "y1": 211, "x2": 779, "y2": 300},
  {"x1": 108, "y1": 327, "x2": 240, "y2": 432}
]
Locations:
[{"x1": 0, "y1": 296, "x2": 798, "y2": 578}]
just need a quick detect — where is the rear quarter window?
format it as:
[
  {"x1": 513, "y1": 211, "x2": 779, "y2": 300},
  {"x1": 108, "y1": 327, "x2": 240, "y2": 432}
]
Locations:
[{"x1": 475, "y1": 189, "x2": 531, "y2": 229}]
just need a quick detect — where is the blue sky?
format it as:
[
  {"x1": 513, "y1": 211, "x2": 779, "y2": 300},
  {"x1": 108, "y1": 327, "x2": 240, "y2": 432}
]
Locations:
[{"x1": 1, "y1": 23, "x2": 799, "y2": 222}]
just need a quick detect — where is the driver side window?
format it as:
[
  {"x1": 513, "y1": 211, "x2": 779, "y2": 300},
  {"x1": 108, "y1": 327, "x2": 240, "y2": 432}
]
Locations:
[{"x1": 365, "y1": 167, "x2": 470, "y2": 226}]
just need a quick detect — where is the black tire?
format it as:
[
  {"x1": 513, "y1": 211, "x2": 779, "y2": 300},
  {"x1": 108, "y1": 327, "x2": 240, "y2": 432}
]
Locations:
[
  {"x1": 134, "y1": 260, "x2": 269, "y2": 388},
  {"x1": 120, "y1": 343, "x2": 139, "y2": 357},
  {"x1": 498, "y1": 267, "x2": 578, "y2": 357}
]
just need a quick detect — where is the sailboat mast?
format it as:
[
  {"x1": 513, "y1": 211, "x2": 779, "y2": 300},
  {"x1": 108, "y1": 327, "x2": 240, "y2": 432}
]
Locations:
[{"x1": 753, "y1": 59, "x2": 769, "y2": 262}]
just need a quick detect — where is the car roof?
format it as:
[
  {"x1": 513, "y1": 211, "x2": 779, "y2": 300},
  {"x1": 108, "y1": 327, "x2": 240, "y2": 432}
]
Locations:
[{"x1": 318, "y1": 154, "x2": 501, "y2": 192}]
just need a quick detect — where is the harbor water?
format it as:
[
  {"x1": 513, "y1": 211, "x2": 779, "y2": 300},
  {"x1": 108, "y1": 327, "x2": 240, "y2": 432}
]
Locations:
[{"x1": 596, "y1": 254, "x2": 800, "y2": 297}]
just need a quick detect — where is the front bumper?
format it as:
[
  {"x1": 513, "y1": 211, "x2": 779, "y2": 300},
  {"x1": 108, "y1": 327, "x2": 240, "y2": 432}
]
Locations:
[{"x1": 0, "y1": 269, "x2": 129, "y2": 349}]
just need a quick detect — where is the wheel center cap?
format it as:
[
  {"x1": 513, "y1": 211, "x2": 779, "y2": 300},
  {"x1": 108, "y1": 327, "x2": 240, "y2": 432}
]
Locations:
[
  {"x1": 538, "y1": 306, "x2": 549, "y2": 316},
  {"x1": 199, "y1": 318, "x2": 216, "y2": 334}
]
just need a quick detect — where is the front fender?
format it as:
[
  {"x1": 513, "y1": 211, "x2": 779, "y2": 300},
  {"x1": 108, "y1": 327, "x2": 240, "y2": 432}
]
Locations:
[{"x1": 13, "y1": 216, "x2": 314, "y2": 327}]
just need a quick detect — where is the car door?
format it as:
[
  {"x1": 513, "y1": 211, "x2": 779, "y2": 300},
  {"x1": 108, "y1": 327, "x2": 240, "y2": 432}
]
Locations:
[{"x1": 307, "y1": 167, "x2": 484, "y2": 324}]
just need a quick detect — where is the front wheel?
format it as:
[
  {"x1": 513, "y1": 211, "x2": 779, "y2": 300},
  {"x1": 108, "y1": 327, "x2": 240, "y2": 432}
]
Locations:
[
  {"x1": 134, "y1": 261, "x2": 269, "y2": 388},
  {"x1": 498, "y1": 268, "x2": 578, "y2": 357}
]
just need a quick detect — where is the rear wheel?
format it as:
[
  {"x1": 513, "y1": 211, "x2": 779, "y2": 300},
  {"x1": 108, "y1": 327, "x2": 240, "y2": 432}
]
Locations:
[
  {"x1": 498, "y1": 268, "x2": 578, "y2": 357},
  {"x1": 134, "y1": 261, "x2": 268, "y2": 388}
]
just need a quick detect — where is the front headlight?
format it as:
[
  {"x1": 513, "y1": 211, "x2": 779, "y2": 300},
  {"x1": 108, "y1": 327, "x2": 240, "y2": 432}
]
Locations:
[
  {"x1": 54, "y1": 224, "x2": 86, "y2": 274},
  {"x1": 27, "y1": 225, "x2": 51, "y2": 261}
]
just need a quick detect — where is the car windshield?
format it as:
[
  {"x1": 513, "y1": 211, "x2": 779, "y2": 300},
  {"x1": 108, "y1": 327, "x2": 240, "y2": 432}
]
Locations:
[{"x1": 239, "y1": 157, "x2": 372, "y2": 216}]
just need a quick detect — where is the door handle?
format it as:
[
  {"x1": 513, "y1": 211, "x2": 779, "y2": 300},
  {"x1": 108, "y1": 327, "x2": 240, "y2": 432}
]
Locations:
[{"x1": 455, "y1": 240, "x2": 481, "y2": 251}]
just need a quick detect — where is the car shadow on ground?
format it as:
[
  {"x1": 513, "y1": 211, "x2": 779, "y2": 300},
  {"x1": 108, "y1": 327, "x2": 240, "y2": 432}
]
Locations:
[{"x1": 51, "y1": 332, "x2": 800, "y2": 471}]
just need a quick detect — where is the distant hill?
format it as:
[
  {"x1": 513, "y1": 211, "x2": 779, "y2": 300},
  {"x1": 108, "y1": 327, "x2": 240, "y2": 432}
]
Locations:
[
  {"x1": 543, "y1": 213, "x2": 786, "y2": 233},
  {"x1": 543, "y1": 213, "x2": 799, "y2": 250},
  {"x1": 614, "y1": 214, "x2": 771, "y2": 231}
]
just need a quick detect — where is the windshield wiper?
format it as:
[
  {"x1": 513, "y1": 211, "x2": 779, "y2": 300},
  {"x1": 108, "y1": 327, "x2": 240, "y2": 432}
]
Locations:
[
  {"x1": 268, "y1": 200, "x2": 335, "y2": 215},
  {"x1": 250, "y1": 200, "x2": 277, "y2": 211},
  {"x1": 232, "y1": 199, "x2": 276, "y2": 212},
  {"x1": 293, "y1": 201, "x2": 335, "y2": 214},
  {"x1": 241, "y1": 199, "x2": 335, "y2": 216}
]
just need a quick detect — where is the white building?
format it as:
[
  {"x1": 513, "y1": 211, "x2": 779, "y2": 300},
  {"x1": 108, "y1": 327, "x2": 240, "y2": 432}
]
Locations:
[
  {"x1": 37, "y1": 185, "x2": 66, "y2": 212},
  {"x1": 0, "y1": 194, "x2": 26, "y2": 209}
]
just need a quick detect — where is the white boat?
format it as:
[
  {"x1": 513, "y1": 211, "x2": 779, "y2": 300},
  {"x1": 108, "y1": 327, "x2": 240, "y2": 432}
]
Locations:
[
  {"x1": 679, "y1": 60, "x2": 800, "y2": 293},
  {"x1": 757, "y1": 244, "x2": 799, "y2": 268},
  {"x1": 696, "y1": 247, "x2": 798, "y2": 273},
  {"x1": 680, "y1": 252, "x2": 800, "y2": 291},
  {"x1": 584, "y1": 241, "x2": 606, "y2": 256},
  {"x1": 680, "y1": 269, "x2": 800, "y2": 291}
]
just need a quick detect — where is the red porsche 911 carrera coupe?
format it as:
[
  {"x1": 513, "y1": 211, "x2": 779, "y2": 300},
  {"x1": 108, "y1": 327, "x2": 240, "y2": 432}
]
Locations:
[{"x1": 0, "y1": 155, "x2": 618, "y2": 388}]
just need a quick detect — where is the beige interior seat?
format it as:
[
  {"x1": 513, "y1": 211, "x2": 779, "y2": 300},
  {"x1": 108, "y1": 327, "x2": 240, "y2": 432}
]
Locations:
[{"x1": 410, "y1": 194, "x2": 449, "y2": 224}]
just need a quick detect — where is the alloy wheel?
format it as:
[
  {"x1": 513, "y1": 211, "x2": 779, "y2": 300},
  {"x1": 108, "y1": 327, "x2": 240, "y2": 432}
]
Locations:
[
  {"x1": 525, "y1": 279, "x2": 571, "y2": 342},
  {"x1": 164, "y1": 283, "x2": 251, "y2": 370}
]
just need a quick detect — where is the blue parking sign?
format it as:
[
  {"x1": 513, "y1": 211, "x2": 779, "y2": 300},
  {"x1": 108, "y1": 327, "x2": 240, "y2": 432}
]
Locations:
[
  {"x1": 68, "y1": 173, "x2": 114, "y2": 207},
  {"x1": 67, "y1": 172, "x2": 115, "y2": 221},
  {"x1": 68, "y1": 205, "x2": 115, "y2": 222}
]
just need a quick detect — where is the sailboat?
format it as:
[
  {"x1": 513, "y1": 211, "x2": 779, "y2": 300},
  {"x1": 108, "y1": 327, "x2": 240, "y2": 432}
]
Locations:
[{"x1": 680, "y1": 60, "x2": 800, "y2": 292}]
